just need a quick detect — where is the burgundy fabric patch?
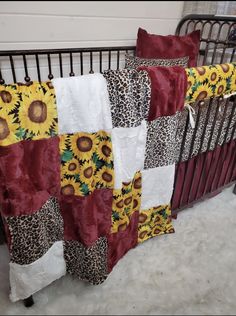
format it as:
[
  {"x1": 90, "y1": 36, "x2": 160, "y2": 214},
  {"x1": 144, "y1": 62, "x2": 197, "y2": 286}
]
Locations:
[
  {"x1": 108, "y1": 211, "x2": 139, "y2": 273},
  {"x1": 136, "y1": 28, "x2": 200, "y2": 67},
  {"x1": 172, "y1": 139, "x2": 236, "y2": 212},
  {"x1": 0, "y1": 137, "x2": 61, "y2": 217},
  {"x1": 60, "y1": 188, "x2": 113, "y2": 247},
  {"x1": 138, "y1": 66, "x2": 187, "y2": 120}
]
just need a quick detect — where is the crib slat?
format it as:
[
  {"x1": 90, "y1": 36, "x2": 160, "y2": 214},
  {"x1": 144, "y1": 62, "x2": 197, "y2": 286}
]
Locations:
[
  {"x1": 99, "y1": 51, "x2": 102, "y2": 73},
  {"x1": 117, "y1": 50, "x2": 120, "y2": 70},
  {"x1": 89, "y1": 52, "x2": 94, "y2": 74},
  {"x1": 23, "y1": 54, "x2": 30, "y2": 82},
  {"x1": 35, "y1": 54, "x2": 41, "y2": 82},
  {"x1": 0, "y1": 68, "x2": 4, "y2": 84},
  {"x1": 69, "y1": 52, "x2": 75, "y2": 76},
  {"x1": 59, "y1": 53, "x2": 63, "y2": 77},
  {"x1": 108, "y1": 50, "x2": 111, "y2": 70},
  {"x1": 47, "y1": 53, "x2": 53, "y2": 80},
  {"x1": 9, "y1": 55, "x2": 16, "y2": 83},
  {"x1": 80, "y1": 52, "x2": 83, "y2": 75}
]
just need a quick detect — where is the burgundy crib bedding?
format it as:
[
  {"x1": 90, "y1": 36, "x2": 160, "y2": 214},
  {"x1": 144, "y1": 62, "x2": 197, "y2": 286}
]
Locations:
[{"x1": 0, "y1": 62, "x2": 236, "y2": 302}]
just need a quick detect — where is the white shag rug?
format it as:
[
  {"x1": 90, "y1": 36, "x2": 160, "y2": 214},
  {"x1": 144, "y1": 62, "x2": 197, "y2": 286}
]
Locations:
[{"x1": 0, "y1": 186, "x2": 236, "y2": 315}]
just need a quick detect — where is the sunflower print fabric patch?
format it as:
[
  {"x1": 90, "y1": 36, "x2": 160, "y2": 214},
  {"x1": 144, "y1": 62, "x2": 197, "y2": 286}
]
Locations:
[
  {"x1": 0, "y1": 81, "x2": 58, "y2": 146},
  {"x1": 111, "y1": 171, "x2": 142, "y2": 234},
  {"x1": 60, "y1": 130, "x2": 114, "y2": 197},
  {"x1": 138, "y1": 204, "x2": 174, "y2": 243},
  {"x1": 185, "y1": 63, "x2": 236, "y2": 104}
]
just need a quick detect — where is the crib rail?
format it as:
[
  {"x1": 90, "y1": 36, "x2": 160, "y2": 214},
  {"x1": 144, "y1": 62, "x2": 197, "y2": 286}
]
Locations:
[
  {"x1": 0, "y1": 46, "x2": 135, "y2": 84},
  {"x1": 175, "y1": 14, "x2": 236, "y2": 66},
  {"x1": 0, "y1": 14, "x2": 235, "y2": 236}
]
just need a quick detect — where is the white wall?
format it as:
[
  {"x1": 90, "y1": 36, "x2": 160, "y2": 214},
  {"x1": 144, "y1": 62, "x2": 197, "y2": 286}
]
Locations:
[{"x1": 0, "y1": 1, "x2": 184, "y2": 50}]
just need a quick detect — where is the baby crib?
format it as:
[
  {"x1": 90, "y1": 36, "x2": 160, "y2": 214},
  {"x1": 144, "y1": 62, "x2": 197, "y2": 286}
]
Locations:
[{"x1": 0, "y1": 14, "x2": 236, "y2": 306}]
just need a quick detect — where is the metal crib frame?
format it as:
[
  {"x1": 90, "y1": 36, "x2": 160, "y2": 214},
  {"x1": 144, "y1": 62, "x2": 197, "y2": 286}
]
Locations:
[{"x1": 0, "y1": 14, "x2": 236, "y2": 307}]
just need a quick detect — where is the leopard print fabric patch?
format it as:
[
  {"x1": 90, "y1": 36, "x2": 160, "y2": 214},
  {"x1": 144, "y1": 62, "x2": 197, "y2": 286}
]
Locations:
[
  {"x1": 176, "y1": 98, "x2": 236, "y2": 162},
  {"x1": 144, "y1": 112, "x2": 181, "y2": 168},
  {"x1": 103, "y1": 69, "x2": 151, "y2": 128},
  {"x1": 125, "y1": 53, "x2": 189, "y2": 69},
  {"x1": 5, "y1": 197, "x2": 63, "y2": 265},
  {"x1": 64, "y1": 237, "x2": 108, "y2": 285}
]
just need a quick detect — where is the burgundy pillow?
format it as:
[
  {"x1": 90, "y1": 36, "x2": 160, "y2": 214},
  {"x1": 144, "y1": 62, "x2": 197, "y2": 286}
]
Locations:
[{"x1": 136, "y1": 28, "x2": 201, "y2": 67}]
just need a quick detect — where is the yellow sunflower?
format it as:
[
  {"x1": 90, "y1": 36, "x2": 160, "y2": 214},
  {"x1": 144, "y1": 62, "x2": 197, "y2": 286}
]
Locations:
[
  {"x1": 86, "y1": 179, "x2": 96, "y2": 193},
  {"x1": 59, "y1": 134, "x2": 71, "y2": 154},
  {"x1": 194, "y1": 66, "x2": 211, "y2": 83},
  {"x1": 117, "y1": 217, "x2": 130, "y2": 233},
  {"x1": 70, "y1": 132, "x2": 96, "y2": 160},
  {"x1": 79, "y1": 161, "x2": 96, "y2": 184},
  {"x1": 18, "y1": 89, "x2": 57, "y2": 137},
  {"x1": 230, "y1": 72, "x2": 236, "y2": 92},
  {"x1": 192, "y1": 84, "x2": 213, "y2": 102},
  {"x1": 97, "y1": 140, "x2": 113, "y2": 163},
  {"x1": 0, "y1": 85, "x2": 20, "y2": 113},
  {"x1": 132, "y1": 193, "x2": 141, "y2": 212},
  {"x1": 186, "y1": 75, "x2": 196, "y2": 94},
  {"x1": 62, "y1": 158, "x2": 80, "y2": 176},
  {"x1": 0, "y1": 110, "x2": 19, "y2": 146},
  {"x1": 215, "y1": 80, "x2": 227, "y2": 96},
  {"x1": 138, "y1": 224, "x2": 151, "y2": 243},
  {"x1": 17, "y1": 81, "x2": 35, "y2": 97},
  {"x1": 138, "y1": 210, "x2": 151, "y2": 225},
  {"x1": 61, "y1": 178, "x2": 81, "y2": 196},
  {"x1": 132, "y1": 172, "x2": 142, "y2": 194},
  {"x1": 95, "y1": 166, "x2": 114, "y2": 188},
  {"x1": 218, "y1": 63, "x2": 234, "y2": 80},
  {"x1": 39, "y1": 81, "x2": 55, "y2": 92},
  {"x1": 151, "y1": 225, "x2": 165, "y2": 237},
  {"x1": 208, "y1": 68, "x2": 220, "y2": 85}
]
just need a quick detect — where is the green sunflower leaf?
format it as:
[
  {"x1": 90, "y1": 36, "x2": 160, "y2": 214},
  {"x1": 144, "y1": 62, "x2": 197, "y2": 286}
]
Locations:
[
  {"x1": 61, "y1": 150, "x2": 73, "y2": 162},
  {"x1": 112, "y1": 211, "x2": 120, "y2": 221},
  {"x1": 81, "y1": 183, "x2": 90, "y2": 195},
  {"x1": 74, "y1": 174, "x2": 80, "y2": 182},
  {"x1": 15, "y1": 127, "x2": 26, "y2": 139}
]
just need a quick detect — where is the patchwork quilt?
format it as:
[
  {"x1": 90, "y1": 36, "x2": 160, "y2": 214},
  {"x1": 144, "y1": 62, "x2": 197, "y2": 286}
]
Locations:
[{"x1": 0, "y1": 62, "x2": 235, "y2": 302}]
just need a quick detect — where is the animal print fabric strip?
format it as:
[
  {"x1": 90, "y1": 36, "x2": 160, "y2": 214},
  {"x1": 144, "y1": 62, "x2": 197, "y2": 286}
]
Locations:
[
  {"x1": 64, "y1": 237, "x2": 108, "y2": 285},
  {"x1": 103, "y1": 69, "x2": 151, "y2": 128},
  {"x1": 125, "y1": 54, "x2": 189, "y2": 69},
  {"x1": 6, "y1": 197, "x2": 63, "y2": 265},
  {"x1": 176, "y1": 98, "x2": 236, "y2": 162},
  {"x1": 144, "y1": 112, "x2": 181, "y2": 168}
]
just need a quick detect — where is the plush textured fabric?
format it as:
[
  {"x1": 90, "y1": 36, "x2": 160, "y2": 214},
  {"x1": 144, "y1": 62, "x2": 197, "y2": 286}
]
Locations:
[
  {"x1": 5, "y1": 197, "x2": 63, "y2": 265},
  {"x1": 112, "y1": 120, "x2": 147, "y2": 189},
  {"x1": 0, "y1": 137, "x2": 61, "y2": 217},
  {"x1": 125, "y1": 53, "x2": 189, "y2": 69},
  {"x1": 9, "y1": 241, "x2": 66, "y2": 302},
  {"x1": 138, "y1": 66, "x2": 187, "y2": 120},
  {"x1": 141, "y1": 164, "x2": 175, "y2": 210},
  {"x1": 52, "y1": 74, "x2": 112, "y2": 134},
  {"x1": 108, "y1": 211, "x2": 139, "y2": 272},
  {"x1": 60, "y1": 189, "x2": 113, "y2": 247},
  {"x1": 136, "y1": 28, "x2": 200, "y2": 67}
]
